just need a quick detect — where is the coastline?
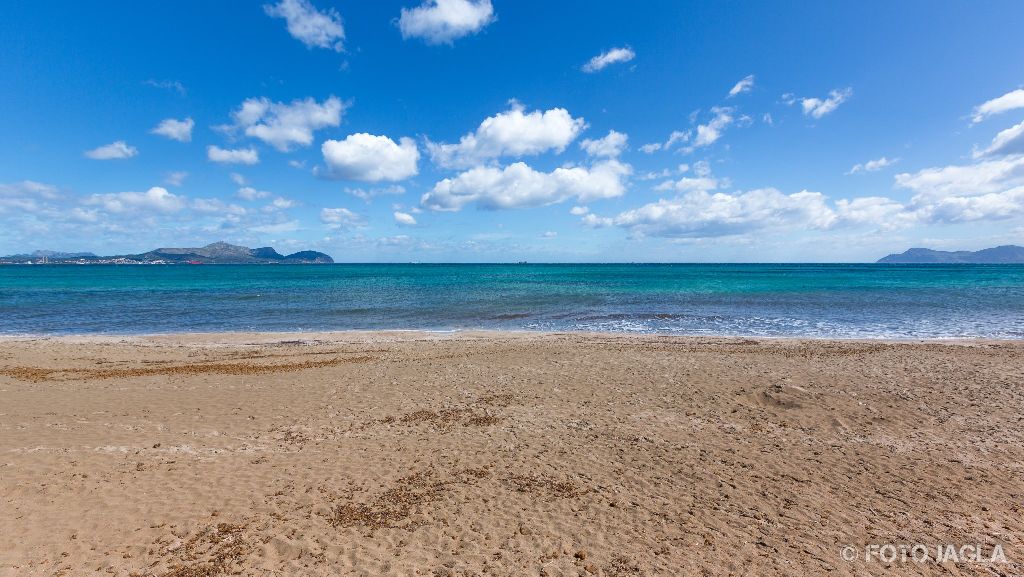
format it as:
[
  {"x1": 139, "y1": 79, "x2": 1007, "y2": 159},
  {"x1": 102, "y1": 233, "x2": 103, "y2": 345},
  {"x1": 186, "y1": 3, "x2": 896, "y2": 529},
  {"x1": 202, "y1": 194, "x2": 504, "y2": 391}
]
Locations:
[
  {"x1": 1, "y1": 328, "x2": 1021, "y2": 345},
  {"x1": 2, "y1": 331, "x2": 1022, "y2": 575}
]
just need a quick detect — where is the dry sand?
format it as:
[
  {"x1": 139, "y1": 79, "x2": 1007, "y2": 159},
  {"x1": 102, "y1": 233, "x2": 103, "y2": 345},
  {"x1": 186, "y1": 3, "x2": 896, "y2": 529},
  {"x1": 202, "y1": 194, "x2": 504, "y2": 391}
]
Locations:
[{"x1": 1, "y1": 332, "x2": 1022, "y2": 576}]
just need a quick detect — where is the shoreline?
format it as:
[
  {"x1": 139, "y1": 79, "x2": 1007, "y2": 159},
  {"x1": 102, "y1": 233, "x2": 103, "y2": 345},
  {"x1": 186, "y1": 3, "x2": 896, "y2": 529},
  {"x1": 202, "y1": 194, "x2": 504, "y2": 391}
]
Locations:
[{"x1": 1, "y1": 328, "x2": 1021, "y2": 345}]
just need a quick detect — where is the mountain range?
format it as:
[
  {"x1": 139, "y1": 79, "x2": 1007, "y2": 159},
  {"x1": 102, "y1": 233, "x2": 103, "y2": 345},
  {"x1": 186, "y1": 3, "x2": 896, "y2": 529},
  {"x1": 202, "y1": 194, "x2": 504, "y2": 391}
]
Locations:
[
  {"x1": 877, "y1": 245, "x2": 1024, "y2": 264},
  {"x1": 1, "y1": 242, "x2": 333, "y2": 264}
]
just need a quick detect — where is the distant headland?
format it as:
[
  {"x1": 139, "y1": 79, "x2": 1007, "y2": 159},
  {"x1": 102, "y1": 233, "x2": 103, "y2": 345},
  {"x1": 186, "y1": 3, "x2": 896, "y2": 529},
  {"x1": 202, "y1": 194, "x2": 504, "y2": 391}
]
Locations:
[
  {"x1": 877, "y1": 245, "x2": 1024, "y2": 264},
  {"x1": 0, "y1": 242, "x2": 334, "y2": 264}
]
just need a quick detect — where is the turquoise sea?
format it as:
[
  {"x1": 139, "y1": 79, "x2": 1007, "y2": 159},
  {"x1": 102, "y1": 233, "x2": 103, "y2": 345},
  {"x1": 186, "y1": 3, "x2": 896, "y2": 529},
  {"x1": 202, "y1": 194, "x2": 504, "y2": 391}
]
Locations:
[{"x1": 0, "y1": 264, "x2": 1022, "y2": 338}]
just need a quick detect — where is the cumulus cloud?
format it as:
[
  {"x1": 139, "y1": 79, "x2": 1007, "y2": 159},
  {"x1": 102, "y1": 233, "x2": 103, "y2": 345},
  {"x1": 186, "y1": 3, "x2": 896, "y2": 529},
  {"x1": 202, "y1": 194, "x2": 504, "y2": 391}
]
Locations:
[
  {"x1": 0, "y1": 180, "x2": 59, "y2": 199},
  {"x1": 150, "y1": 117, "x2": 194, "y2": 142},
  {"x1": 420, "y1": 159, "x2": 631, "y2": 211},
  {"x1": 264, "y1": 0, "x2": 344, "y2": 51},
  {"x1": 834, "y1": 196, "x2": 915, "y2": 230},
  {"x1": 652, "y1": 161, "x2": 724, "y2": 193},
  {"x1": 345, "y1": 185, "x2": 407, "y2": 201},
  {"x1": 398, "y1": 0, "x2": 495, "y2": 44},
  {"x1": 583, "y1": 188, "x2": 837, "y2": 238},
  {"x1": 251, "y1": 220, "x2": 300, "y2": 234},
  {"x1": 394, "y1": 211, "x2": 418, "y2": 226},
  {"x1": 84, "y1": 141, "x2": 137, "y2": 160},
  {"x1": 427, "y1": 103, "x2": 587, "y2": 168},
  {"x1": 321, "y1": 133, "x2": 420, "y2": 182},
  {"x1": 681, "y1": 107, "x2": 733, "y2": 153},
  {"x1": 894, "y1": 154, "x2": 1024, "y2": 223},
  {"x1": 639, "y1": 130, "x2": 691, "y2": 154},
  {"x1": 654, "y1": 175, "x2": 720, "y2": 193},
  {"x1": 269, "y1": 197, "x2": 296, "y2": 210},
  {"x1": 582, "y1": 47, "x2": 635, "y2": 73},
  {"x1": 85, "y1": 187, "x2": 186, "y2": 214},
  {"x1": 895, "y1": 155, "x2": 1024, "y2": 198},
  {"x1": 728, "y1": 75, "x2": 755, "y2": 97},
  {"x1": 236, "y1": 187, "x2": 271, "y2": 201},
  {"x1": 190, "y1": 198, "x2": 247, "y2": 216},
  {"x1": 320, "y1": 207, "x2": 361, "y2": 229},
  {"x1": 207, "y1": 145, "x2": 259, "y2": 165},
  {"x1": 971, "y1": 88, "x2": 1024, "y2": 124},
  {"x1": 973, "y1": 121, "x2": 1024, "y2": 158},
  {"x1": 0, "y1": 181, "x2": 59, "y2": 215},
  {"x1": 847, "y1": 156, "x2": 899, "y2": 174},
  {"x1": 164, "y1": 171, "x2": 189, "y2": 186},
  {"x1": 799, "y1": 88, "x2": 853, "y2": 119},
  {"x1": 569, "y1": 205, "x2": 589, "y2": 216},
  {"x1": 580, "y1": 130, "x2": 628, "y2": 158},
  {"x1": 222, "y1": 96, "x2": 344, "y2": 151}
]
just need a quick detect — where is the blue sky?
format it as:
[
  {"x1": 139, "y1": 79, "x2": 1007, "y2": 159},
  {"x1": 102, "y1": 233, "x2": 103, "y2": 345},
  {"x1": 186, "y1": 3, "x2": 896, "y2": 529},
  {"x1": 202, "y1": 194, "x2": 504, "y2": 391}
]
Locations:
[{"x1": 2, "y1": 0, "x2": 1024, "y2": 262}]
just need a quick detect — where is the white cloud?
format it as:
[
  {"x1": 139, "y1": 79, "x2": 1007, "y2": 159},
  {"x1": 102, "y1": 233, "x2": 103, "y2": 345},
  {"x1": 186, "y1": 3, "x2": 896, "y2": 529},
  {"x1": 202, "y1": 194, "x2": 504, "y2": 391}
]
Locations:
[
  {"x1": 143, "y1": 79, "x2": 186, "y2": 96},
  {"x1": 398, "y1": 0, "x2": 495, "y2": 45},
  {"x1": 191, "y1": 198, "x2": 247, "y2": 216},
  {"x1": 251, "y1": 220, "x2": 301, "y2": 234},
  {"x1": 569, "y1": 205, "x2": 589, "y2": 215},
  {"x1": 971, "y1": 88, "x2": 1024, "y2": 124},
  {"x1": 834, "y1": 196, "x2": 915, "y2": 230},
  {"x1": 150, "y1": 117, "x2": 194, "y2": 142},
  {"x1": 427, "y1": 102, "x2": 587, "y2": 168},
  {"x1": 894, "y1": 154, "x2": 1024, "y2": 223},
  {"x1": 223, "y1": 96, "x2": 344, "y2": 151},
  {"x1": 264, "y1": 0, "x2": 344, "y2": 51},
  {"x1": 207, "y1": 145, "x2": 260, "y2": 165},
  {"x1": 236, "y1": 187, "x2": 271, "y2": 201},
  {"x1": 584, "y1": 188, "x2": 837, "y2": 238},
  {"x1": 0, "y1": 180, "x2": 59, "y2": 199},
  {"x1": 580, "y1": 130, "x2": 628, "y2": 158},
  {"x1": 692, "y1": 160, "x2": 712, "y2": 177},
  {"x1": 582, "y1": 47, "x2": 635, "y2": 73},
  {"x1": 394, "y1": 211, "x2": 418, "y2": 226},
  {"x1": 894, "y1": 155, "x2": 1024, "y2": 197},
  {"x1": 85, "y1": 187, "x2": 186, "y2": 214},
  {"x1": 654, "y1": 176, "x2": 720, "y2": 193},
  {"x1": 320, "y1": 207, "x2": 361, "y2": 229},
  {"x1": 973, "y1": 120, "x2": 1024, "y2": 158},
  {"x1": 421, "y1": 159, "x2": 631, "y2": 211},
  {"x1": 665, "y1": 130, "x2": 690, "y2": 149},
  {"x1": 84, "y1": 141, "x2": 137, "y2": 160},
  {"x1": 847, "y1": 156, "x2": 899, "y2": 174},
  {"x1": 69, "y1": 207, "x2": 100, "y2": 222},
  {"x1": 321, "y1": 133, "x2": 420, "y2": 182},
  {"x1": 640, "y1": 130, "x2": 692, "y2": 154},
  {"x1": 682, "y1": 107, "x2": 733, "y2": 153},
  {"x1": 164, "y1": 171, "x2": 189, "y2": 186},
  {"x1": 346, "y1": 185, "x2": 407, "y2": 201},
  {"x1": 913, "y1": 188, "x2": 1024, "y2": 224},
  {"x1": 270, "y1": 197, "x2": 296, "y2": 209},
  {"x1": 230, "y1": 173, "x2": 247, "y2": 186},
  {"x1": 728, "y1": 75, "x2": 755, "y2": 97},
  {"x1": 800, "y1": 88, "x2": 853, "y2": 119},
  {"x1": 541, "y1": 231, "x2": 557, "y2": 238}
]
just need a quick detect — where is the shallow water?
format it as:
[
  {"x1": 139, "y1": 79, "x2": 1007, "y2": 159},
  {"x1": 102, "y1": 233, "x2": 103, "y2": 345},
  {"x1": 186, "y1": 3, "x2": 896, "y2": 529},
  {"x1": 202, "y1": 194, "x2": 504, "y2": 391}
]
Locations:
[{"x1": 1, "y1": 263, "x2": 1022, "y2": 338}]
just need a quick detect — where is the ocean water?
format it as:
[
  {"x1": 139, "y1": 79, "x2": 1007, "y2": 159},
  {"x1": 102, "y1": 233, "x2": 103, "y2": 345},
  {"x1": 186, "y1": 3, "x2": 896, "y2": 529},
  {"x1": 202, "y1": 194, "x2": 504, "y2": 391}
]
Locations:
[{"x1": 0, "y1": 264, "x2": 1022, "y2": 338}]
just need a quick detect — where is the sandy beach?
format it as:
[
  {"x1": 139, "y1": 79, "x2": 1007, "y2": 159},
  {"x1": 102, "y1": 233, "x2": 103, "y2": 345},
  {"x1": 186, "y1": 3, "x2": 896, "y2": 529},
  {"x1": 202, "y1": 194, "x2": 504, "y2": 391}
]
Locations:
[{"x1": 1, "y1": 332, "x2": 1022, "y2": 576}]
